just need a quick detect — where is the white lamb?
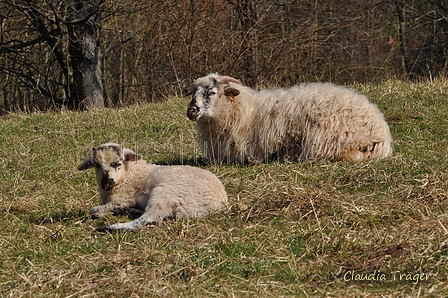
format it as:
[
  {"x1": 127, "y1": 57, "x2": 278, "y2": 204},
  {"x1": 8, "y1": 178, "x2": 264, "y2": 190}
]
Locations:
[
  {"x1": 78, "y1": 142, "x2": 228, "y2": 232},
  {"x1": 187, "y1": 73, "x2": 393, "y2": 163}
]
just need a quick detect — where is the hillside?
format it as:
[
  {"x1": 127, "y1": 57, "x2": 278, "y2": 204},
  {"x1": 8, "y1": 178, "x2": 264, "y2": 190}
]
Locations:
[{"x1": 0, "y1": 80, "x2": 447, "y2": 297}]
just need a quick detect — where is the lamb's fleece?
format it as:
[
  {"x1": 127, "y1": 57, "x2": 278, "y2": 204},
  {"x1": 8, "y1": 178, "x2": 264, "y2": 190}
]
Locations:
[
  {"x1": 187, "y1": 74, "x2": 393, "y2": 163},
  {"x1": 78, "y1": 142, "x2": 228, "y2": 232}
]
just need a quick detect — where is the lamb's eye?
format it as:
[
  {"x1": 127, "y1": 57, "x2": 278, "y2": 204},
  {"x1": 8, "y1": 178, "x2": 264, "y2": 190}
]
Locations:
[{"x1": 208, "y1": 91, "x2": 216, "y2": 96}]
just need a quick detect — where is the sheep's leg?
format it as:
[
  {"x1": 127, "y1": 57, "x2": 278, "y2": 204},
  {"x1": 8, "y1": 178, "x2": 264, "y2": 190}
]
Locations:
[
  {"x1": 90, "y1": 201, "x2": 134, "y2": 219},
  {"x1": 96, "y1": 216, "x2": 157, "y2": 232},
  {"x1": 98, "y1": 207, "x2": 166, "y2": 232},
  {"x1": 338, "y1": 150, "x2": 365, "y2": 163},
  {"x1": 98, "y1": 187, "x2": 172, "y2": 232}
]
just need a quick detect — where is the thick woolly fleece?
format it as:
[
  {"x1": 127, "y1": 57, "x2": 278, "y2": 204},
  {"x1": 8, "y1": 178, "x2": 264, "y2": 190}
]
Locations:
[
  {"x1": 78, "y1": 143, "x2": 228, "y2": 232},
  {"x1": 189, "y1": 74, "x2": 392, "y2": 163}
]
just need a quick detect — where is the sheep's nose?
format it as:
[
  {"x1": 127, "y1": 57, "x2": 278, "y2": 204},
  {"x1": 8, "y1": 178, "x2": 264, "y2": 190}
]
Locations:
[
  {"x1": 101, "y1": 177, "x2": 115, "y2": 191},
  {"x1": 187, "y1": 106, "x2": 199, "y2": 120}
]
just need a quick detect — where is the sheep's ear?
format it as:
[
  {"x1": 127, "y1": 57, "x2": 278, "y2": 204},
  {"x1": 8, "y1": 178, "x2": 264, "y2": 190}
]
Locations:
[
  {"x1": 123, "y1": 148, "x2": 142, "y2": 162},
  {"x1": 224, "y1": 87, "x2": 240, "y2": 98},
  {"x1": 78, "y1": 157, "x2": 95, "y2": 171}
]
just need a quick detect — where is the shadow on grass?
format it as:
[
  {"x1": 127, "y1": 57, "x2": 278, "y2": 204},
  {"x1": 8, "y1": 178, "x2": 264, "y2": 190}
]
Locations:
[
  {"x1": 155, "y1": 157, "x2": 209, "y2": 166},
  {"x1": 154, "y1": 156, "x2": 314, "y2": 166},
  {"x1": 27, "y1": 209, "x2": 87, "y2": 225}
]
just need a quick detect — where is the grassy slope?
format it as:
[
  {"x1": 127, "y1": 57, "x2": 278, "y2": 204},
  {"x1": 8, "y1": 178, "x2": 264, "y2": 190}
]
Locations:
[{"x1": 0, "y1": 80, "x2": 447, "y2": 297}]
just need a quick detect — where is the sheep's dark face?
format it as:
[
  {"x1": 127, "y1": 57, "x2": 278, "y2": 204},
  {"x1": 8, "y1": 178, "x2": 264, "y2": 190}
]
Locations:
[
  {"x1": 187, "y1": 82, "x2": 220, "y2": 121},
  {"x1": 187, "y1": 74, "x2": 242, "y2": 121},
  {"x1": 92, "y1": 146, "x2": 126, "y2": 191},
  {"x1": 78, "y1": 143, "x2": 142, "y2": 192}
]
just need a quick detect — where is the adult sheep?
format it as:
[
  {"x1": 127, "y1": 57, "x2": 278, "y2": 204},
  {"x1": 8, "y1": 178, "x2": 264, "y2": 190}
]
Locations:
[
  {"x1": 187, "y1": 73, "x2": 392, "y2": 163},
  {"x1": 78, "y1": 142, "x2": 228, "y2": 232}
]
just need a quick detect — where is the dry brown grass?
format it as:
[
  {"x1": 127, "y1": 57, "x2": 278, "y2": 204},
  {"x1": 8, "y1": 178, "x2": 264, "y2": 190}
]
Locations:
[{"x1": 0, "y1": 80, "x2": 447, "y2": 297}]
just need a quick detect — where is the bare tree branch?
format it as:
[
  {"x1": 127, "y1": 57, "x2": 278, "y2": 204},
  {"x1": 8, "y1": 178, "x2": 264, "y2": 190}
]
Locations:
[
  {"x1": 4, "y1": 68, "x2": 64, "y2": 104},
  {"x1": 0, "y1": 29, "x2": 60, "y2": 53}
]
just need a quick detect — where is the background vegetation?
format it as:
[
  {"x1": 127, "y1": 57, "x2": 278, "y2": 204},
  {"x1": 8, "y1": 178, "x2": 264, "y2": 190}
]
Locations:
[
  {"x1": 0, "y1": 80, "x2": 447, "y2": 297},
  {"x1": 1, "y1": 0, "x2": 448, "y2": 111}
]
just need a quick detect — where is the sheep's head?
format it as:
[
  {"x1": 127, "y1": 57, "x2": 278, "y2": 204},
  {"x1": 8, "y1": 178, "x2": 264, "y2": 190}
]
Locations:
[
  {"x1": 187, "y1": 74, "x2": 243, "y2": 121},
  {"x1": 78, "y1": 143, "x2": 142, "y2": 191}
]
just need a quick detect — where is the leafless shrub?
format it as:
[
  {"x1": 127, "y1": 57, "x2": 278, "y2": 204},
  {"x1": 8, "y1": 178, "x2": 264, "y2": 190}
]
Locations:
[{"x1": 1, "y1": 0, "x2": 448, "y2": 111}]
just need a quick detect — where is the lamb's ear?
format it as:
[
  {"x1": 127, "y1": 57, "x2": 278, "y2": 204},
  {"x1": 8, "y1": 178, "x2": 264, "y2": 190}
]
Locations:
[
  {"x1": 123, "y1": 148, "x2": 143, "y2": 162},
  {"x1": 224, "y1": 87, "x2": 240, "y2": 98},
  {"x1": 78, "y1": 157, "x2": 94, "y2": 171}
]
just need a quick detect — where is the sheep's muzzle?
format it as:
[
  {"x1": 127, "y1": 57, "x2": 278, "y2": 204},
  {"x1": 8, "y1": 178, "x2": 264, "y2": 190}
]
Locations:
[
  {"x1": 187, "y1": 105, "x2": 201, "y2": 121},
  {"x1": 101, "y1": 176, "x2": 115, "y2": 191}
]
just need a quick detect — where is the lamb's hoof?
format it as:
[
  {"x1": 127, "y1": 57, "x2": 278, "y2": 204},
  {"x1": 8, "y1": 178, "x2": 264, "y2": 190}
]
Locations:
[
  {"x1": 90, "y1": 206, "x2": 102, "y2": 219},
  {"x1": 91, "y1": 213, "x2": 100, "y2": 220}
]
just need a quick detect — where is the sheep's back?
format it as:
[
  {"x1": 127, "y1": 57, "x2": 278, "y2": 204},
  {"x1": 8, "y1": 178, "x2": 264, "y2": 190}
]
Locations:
[
  {"x1": 270, "y1": 83, "x2": 391, "y2": 159},
  {"x1": 245, "y1": 82, "x2": 392, "y2": 160},
  {"x1": 149, "y1": 165, "x2": 228, "y2": 208}
]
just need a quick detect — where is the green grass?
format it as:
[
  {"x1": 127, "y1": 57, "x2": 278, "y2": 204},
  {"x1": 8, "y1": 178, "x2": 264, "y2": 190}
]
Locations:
[{"x1": 1, "y1": 79, "x2": 447, "y2": 297}]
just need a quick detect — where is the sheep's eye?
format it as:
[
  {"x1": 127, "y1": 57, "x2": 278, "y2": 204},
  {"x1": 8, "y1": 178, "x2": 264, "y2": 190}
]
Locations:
[
  {"x1": 208, "y1": 91, "x2": 216, "y2": 96},
  {"x1": 110, "y1": 162, "x2": 121, "y2": 169}
]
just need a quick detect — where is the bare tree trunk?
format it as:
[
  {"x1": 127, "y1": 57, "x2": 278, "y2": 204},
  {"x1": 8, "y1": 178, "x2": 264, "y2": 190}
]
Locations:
[
  {"x1": 229, "y1": 0, "x2": 258, "y2": 85},
  {"x1": 66, "y1": 1, "x2": 104, "y2": 109},
  {"x1": 392, "y1": 0, "x2": 409, "y2": 77},
  {"x1": 0, "y1": 0, "x2": 105, "y2": 110}
]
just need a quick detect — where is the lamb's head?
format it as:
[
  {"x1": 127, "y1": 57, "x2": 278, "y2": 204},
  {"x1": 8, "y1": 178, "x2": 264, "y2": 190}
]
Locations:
[
  {"x1": 187, "y1": 73, "x2": 243, "y2": 121},
  {"x1": 78, "y1": 143, "x2": 142, "y2": 191}
]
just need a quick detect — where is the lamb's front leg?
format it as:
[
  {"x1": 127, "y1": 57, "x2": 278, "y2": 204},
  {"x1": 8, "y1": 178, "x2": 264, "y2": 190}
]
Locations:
[
  {"x1": 97, "y1": 216, "x2": 156, "y2": 232},
  {"x1": 97, "y1": 188, "x2": 169, "y2": 232},
  {"x1": 90, "y1": 201, "x2": 134, "y2": 219}
]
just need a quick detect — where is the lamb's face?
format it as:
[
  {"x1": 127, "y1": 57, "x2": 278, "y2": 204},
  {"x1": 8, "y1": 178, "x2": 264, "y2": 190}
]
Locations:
[
  {"x1": 92, "y1": 146, "x2": 126, "y2": 191},
  {"x1": 78, "y1": 143, "x2": 142, "y2": 192},
  {"x1": 187, "y1": 74, "x2": 242, "y2": 121}
]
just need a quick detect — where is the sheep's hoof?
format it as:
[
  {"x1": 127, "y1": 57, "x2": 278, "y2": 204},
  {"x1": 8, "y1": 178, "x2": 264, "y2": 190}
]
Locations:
[
  {"x1": 91, "y1": 213, "x2": 100, "y2": 219},
  {"x1": 338, "y1": 150, "x2": 364, "y2": 163},
  {"x1": 90, "y1": 206, "x2": 102, "y2": 219}
]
